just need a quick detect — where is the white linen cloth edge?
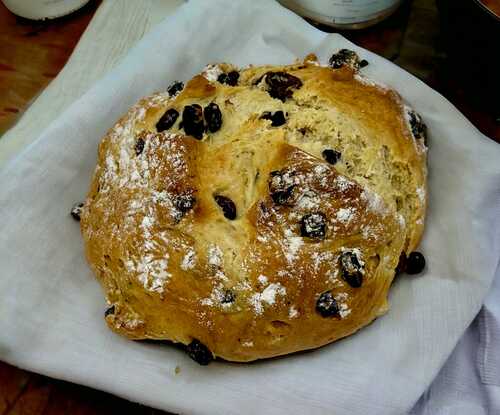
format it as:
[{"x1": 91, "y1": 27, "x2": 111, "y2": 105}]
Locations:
[{"x1": 1, "y1": 1, "x2": 500, "y2": 414}]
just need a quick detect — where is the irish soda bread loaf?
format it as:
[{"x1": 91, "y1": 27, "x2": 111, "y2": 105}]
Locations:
[{"x1": 80, "y1": 52, "x2": 427, "y2": 363}]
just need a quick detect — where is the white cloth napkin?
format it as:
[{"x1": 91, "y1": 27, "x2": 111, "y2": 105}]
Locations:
[
  {"x1": 412, "y1": 264, "x2": 500, "y2": 414},
  {"x1": 1, "y1": 1, "x2": 500, "y2": 414}
]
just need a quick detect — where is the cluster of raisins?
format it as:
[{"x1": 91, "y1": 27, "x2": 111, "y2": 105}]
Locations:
[
  {"x1": 155, "y1": 103, "x2": 223, "y2": 140},
  {"x1": 217, "y1": 70, "x2": 239, "y2": 86}
]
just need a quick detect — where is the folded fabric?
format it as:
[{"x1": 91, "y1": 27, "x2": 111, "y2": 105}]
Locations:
[
  {"x1": 412, "y1": 257, "x2": 500, "y2": 414},
  {"x1": 1, "y1": 1, "x2": 500, "y2": 413}
]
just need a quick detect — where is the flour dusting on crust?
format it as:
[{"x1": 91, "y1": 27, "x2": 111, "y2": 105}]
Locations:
[
  {"x1": 202, "y1": 64, "x2": 223, "y2": 82},
  {"x1": 250, "y1": 283, "x2": 287, "y2": 315}
]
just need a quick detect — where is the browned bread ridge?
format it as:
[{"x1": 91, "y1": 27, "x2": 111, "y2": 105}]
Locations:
[{"x1": 80, "y1": 54, "x2": 427, "y2": 362}]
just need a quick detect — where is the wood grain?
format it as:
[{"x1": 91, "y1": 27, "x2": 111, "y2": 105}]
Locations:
[
  {"x1": 0, "y1": 1, "x2": 99, "y2": 135},
  {"x1": 0, "y1": 0, "x2": 184, "y2": 166},
  {"x1": 0, "y1": 362, "x2": 30, "y2": 413},
  {"x1": 0, "y1": 361, "x2": 168, "y2": 415}
]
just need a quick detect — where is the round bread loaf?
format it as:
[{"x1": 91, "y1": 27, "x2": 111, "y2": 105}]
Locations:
[{"x1": 80, "y1": 52, "x2": 427, "y2": 363}]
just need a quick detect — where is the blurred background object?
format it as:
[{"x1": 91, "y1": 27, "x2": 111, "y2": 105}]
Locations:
[
  {"x1": 1, "y1": 0, "x2": 90, "y2": 20},
  {"x1": 436, "y1": 0, "x2": 500, "y2": 133},
  {"x1": 277, "y1": 0, "x2": 403, "y2": 29},
  {"x1": 0, "y1": 1, "x2": 98, "y2": 134},
  {"x1": 478, "y1": 0, "x2": 500, "y2": 17}
]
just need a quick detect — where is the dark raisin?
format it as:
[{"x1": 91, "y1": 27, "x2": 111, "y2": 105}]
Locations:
[
  {"x1": 408, "y1": 111, "x2": 427, "y2": 145},
  {"x1": 271, "y1": 111, "x2": 286, "y2": 126},
  {"x1": 258, "y1": 202, "x2": 270, "y2": 218},
  {"x1": 340, "y1": 251, "x2": 364, "y2": 288},
  {"x1": 260, "y1": 111, "x2": 286, "y2": 127},
  {"x1": 182, "y1": 104, "x2": 204, "y2": 139},
  {"x1": 322, "y1": 149, "x2": 341, "y2": 165},
  {"x1": 406, "y1": 252, "x2": 426, "y2": 275},
  {"x1": 221, "y1": 290, "x2": 235, "y2": 304},
  {"x1": 70, "y1": 202, "x2": 84, "y2": 221},
  {"x1": 135, "y1": 137, "x2": 145, "y2": 155},
  {"x1": 329, "y1": 49, "x2": 360, "y2": 69},
  {"x1": 265, "y1": 72, "x2": 302, "y2": 89},
  {"x1": 156, "y1": 108, "x2": 179, "y2": 132},
  {"x1": 316, "y1": 291, "x2": 340, "y2": 317},
  {"x1": 174, "y1": 194, "x2": 196, "y2": 213},
  {"x1": 226, "y1": 71, "x2": 240, "y2": 85},
  {"x1": 186, "y1": 339, "x2": 213, "y2": 365},
  {"x1": 217, "y1": 70, "x2": 239, "y2": 86},
  {"x1": 264, "y1": 71, "x2": 303, "y2": 102},
  {"x1": 104, "y1": 305, "x2": 115, "y2": 317},
  {"x1": 214, "y1": 195, "x2": 236, "y2": 220},
  {"x1": 395, "y1": 252, "x2": 408, "y2": 275},
  {"x1": 268, "y1": 170, "x2": 295, "y2": 205},
  {"x1": 167, "y1": 81, "x2": 183, "y2": 96},
  {"x1": 204, "y1": 103, "x2": 222, "y2": 133},
  {"x1": 270, "y1": 190, "x2": 292, "y2": 205},
  {"x1": 359, "y1": 59, "x2": 369, "y2": 68},
  {"x1": 300, "y1": 213, "x2": 326, "y2": 239}
]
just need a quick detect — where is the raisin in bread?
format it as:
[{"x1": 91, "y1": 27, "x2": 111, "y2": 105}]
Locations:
[{"x1": 80, "y1": 52, "x2": 427, "y2": 363}]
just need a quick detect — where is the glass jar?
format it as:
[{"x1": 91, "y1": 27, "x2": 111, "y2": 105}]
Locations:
[
  {"x1": 278, "y1": 0, "x2": 403, "y2": 29},
  {"x1": 1, "y1": 0, "x2": 90, "y2": 20}
]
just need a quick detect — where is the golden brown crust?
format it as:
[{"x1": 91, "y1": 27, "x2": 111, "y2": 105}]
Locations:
[{"x1": 81, "y1": 54, "x2": 427, "y2": 362}]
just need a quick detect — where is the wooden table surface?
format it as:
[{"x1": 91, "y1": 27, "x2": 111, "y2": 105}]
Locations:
[
  {"x1": 0, "y1": 1, "x2": 97, "y2": 135},
  {"x1": 0, "y1": 0, "x2": 498, "y2": 414}
]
